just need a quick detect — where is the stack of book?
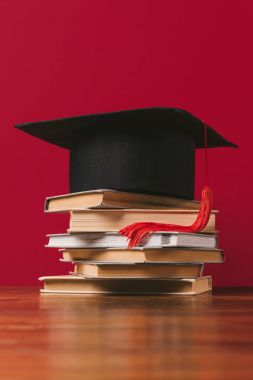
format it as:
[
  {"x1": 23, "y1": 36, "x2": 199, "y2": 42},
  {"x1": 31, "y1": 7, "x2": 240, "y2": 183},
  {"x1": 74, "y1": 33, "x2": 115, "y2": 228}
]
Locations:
[{"x1": 40, "y1": 190, "x2": 223, "y2": 295}]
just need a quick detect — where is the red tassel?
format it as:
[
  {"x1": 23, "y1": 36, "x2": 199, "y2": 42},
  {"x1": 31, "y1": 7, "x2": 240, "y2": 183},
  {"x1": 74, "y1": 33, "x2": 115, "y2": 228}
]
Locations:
[{"x1": 119, "y1": 185, "x2": 213, "y2": 248}]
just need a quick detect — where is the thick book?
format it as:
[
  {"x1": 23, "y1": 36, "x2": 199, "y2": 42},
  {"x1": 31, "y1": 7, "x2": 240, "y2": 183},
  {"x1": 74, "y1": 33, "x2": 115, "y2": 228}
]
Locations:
[
  {"x1": 39, "y1": 275, "x2": 212, "y2": 295},
  {"x1": 47, "y1": 232, "x2": 217, "y2": 249},
  {"x1": 60, "y1": 247, "x2": 224, "y2": 264},
  {"x1": 72, "y1": 263, "x2": 203, "y2": 279},
  {"x1": 69, "y1": 210, "x2": 217, "y2": 233},
  {"x1": 45, "y1": 189, "x2": 200, "y2": 212}
]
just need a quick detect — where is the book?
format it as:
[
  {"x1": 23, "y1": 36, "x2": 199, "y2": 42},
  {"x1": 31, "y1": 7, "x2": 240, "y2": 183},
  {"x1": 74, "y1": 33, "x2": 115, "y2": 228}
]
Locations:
[
  {"x1": 72, "y1": 262, "x2": 203, "y2": 279},
  {"x1": 46, "y1": 232, "x2": 217, "y2": 249},
  {"x1": 60, "y1": 247, "x2": 224, "y2": 264},
  {"x1": 69, "y1": 210, "x2": 217, "y2": 233},
  {"x1": 45, "y1": 189, "x2": 200, "y2": 212},
  {"x1": 39, "y1": 275, "x2": 212, "y2": 295}
]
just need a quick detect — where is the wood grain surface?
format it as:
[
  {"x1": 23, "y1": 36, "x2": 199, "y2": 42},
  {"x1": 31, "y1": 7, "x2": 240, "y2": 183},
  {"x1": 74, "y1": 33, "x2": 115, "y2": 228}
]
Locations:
[{"x1": 0, "y1": 287, "x2": 252, "y2": 380}]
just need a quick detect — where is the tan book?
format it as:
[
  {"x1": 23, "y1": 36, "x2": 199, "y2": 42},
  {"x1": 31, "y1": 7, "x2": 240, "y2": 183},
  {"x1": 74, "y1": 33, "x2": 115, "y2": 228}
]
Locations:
[
  {"x1": 60, "y1": 247, "x2": 224, "y2": 264},
  {"x1": 69, "y1": 209, "x2": 217, "y2": 233},
  {"x1": 39, "y1": 275, "x2": 212, "y2": 295},
  {"x1": 45, "y1": 189, "x2": 200, "y2": 212},
  {"x1": 73, "y1": 262, "x2": 203, "y2": 279}
]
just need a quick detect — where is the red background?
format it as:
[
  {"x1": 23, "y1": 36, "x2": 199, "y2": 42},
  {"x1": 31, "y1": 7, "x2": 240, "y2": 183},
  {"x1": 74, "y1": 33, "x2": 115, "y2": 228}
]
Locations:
[{"x1": 0, "y1": 0, "x2": 251, "y2": 286}]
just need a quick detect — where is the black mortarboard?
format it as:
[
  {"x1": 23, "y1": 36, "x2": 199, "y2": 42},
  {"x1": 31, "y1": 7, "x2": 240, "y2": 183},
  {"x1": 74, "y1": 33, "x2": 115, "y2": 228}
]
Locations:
[{"x1": 15, "y1": 108, "x2": 237, "y2": 199}]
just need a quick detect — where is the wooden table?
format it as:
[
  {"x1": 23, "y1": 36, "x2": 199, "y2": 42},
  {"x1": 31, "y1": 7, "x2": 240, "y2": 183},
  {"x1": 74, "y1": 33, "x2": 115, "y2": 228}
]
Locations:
[{"x1": 0, "y1": 287, "x2": 252, "y2": 380}]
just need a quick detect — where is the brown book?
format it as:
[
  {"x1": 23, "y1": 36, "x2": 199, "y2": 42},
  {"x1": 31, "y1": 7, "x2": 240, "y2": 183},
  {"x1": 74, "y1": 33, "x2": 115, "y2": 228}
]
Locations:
[
  {"x1": 72, "y1": 262, "x2": 203, "y2": 278},
  {"x1": 60, "y1": 247, "x2": 224, "y2": 264},
  {"x1": 69, "y1": 209, "x2": 217, "y2": 233},
  {"x1": 39, "y1": 275, "x2": 212, "y2": 295},
  {"x1": 45, "y1": 189, "x2": 200, "y2": 212}
]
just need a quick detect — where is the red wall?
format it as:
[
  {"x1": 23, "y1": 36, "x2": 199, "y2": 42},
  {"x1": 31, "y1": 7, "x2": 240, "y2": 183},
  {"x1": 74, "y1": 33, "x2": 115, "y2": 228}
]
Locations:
[{"x1": 1, "y1": 0, "x2": 251, "y2": 286}]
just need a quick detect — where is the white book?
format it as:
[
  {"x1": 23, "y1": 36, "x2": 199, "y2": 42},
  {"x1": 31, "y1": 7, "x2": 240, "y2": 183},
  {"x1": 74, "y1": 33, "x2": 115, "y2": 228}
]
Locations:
[{"x1": 46, "y1": 232, "x2": 217, "y2": 249}]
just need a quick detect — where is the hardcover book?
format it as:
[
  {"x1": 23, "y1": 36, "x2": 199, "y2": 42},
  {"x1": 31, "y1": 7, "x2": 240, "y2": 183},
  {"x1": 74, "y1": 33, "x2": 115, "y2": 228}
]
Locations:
[
  {"x1": 39, "y1": 275, "x2": 212, "y2": 295},
  {"x1": 45, "y1": 189, "x2": 200, "y2": 212},
  {"x1": 72, "y1": 262, "x2": 204, "y2": 279},
  {"x1": 68, "y1": 210, "x2": 217, "y2": 233},
  {"x1": 60, "y1": 247, "x2": 224, "y2": 264},
  {"x1": 47, "y1": 232, "x2": 217, "y2": 249}
]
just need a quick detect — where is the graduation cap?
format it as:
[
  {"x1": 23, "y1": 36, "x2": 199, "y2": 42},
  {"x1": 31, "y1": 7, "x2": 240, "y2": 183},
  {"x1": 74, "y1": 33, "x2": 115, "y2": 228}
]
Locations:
[{"x1": 15, "y1": 107, "x2": 237, "y2": 200}]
